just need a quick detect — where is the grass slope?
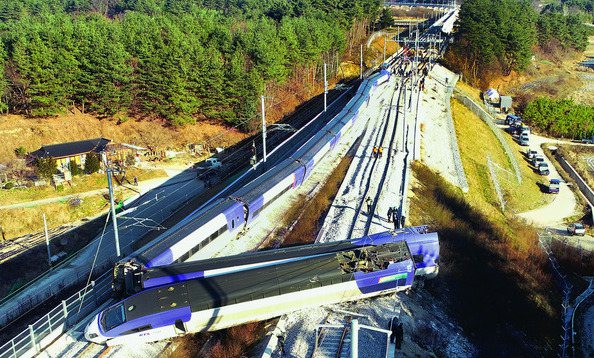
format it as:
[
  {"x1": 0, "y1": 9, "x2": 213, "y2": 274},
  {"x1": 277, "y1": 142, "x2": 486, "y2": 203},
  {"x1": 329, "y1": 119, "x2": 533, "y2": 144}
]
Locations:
[{"x1": 409, "y1": 163, "x2": 559, "y2": 356}]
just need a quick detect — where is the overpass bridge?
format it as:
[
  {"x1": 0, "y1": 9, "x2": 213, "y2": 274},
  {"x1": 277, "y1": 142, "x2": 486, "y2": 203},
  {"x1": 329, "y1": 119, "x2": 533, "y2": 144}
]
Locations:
[{"x1": 384, "y1": 0, "x2": 456, "y2": 9}]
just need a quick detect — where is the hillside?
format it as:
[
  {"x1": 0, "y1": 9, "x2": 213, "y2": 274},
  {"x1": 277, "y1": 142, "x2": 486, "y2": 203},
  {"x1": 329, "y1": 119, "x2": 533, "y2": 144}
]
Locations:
[{"x1": 0, "y1": 0, "x2": 383, "y2": 128}]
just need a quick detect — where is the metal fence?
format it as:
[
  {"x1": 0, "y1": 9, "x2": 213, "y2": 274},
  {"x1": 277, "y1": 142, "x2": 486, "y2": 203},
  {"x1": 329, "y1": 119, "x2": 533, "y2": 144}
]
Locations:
[
  {"x1": 453, "y1": 92, "x2": 522, "y2": 184},
  {"x1": 538, "y1": 233, "x2": 572, "y2": 358},
  {"x1": 0, "y1": 273, "x2": 112, "y2": 358}
]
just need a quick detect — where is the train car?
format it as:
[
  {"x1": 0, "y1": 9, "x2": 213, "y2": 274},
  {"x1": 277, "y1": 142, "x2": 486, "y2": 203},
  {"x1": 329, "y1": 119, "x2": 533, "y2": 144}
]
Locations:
[
  {"x1": 125, "y1": 68, "x2": 393, "y2": 270},
  {"x1": 86, "y1": 229, "x2": 439, "y2": 346}
]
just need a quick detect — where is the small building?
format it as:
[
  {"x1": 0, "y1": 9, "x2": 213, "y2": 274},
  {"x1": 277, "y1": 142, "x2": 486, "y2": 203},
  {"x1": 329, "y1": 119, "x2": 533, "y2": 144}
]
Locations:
[
  {"x1": 29, "y1": 138, "x2": 111, "y2": 173},
  {"x1": 500, "y1": 96, "x2": 512, "y2": 113}
]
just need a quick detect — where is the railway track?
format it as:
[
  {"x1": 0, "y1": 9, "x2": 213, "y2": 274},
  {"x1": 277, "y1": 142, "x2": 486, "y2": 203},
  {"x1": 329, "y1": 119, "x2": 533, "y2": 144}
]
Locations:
[
  {"x1": 344, "y1": 65, "x2": 408, "y2": 240},
  {"x1": 0, "y1": 225, "x2": 74, "y2": 264}
]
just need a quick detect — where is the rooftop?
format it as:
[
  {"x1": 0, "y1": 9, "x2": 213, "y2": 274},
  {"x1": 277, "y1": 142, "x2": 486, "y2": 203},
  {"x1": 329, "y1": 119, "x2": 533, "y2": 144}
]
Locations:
[{"x1": 30, "y1": 138, "x2": 111, "y2": 159}]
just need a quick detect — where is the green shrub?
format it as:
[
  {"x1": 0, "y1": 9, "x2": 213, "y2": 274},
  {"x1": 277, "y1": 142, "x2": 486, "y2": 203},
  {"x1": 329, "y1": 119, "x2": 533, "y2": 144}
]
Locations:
[
  {"x1": 522, "y1": 97, "x2": 594, "y2": 139},
  {"x1": 4, "y1": 182, "x2": 14, "y2": 189},
  {"x1": 14, "y1": 147, "x2": 27, "y2": 158},
  {"x1": 68, "y1": 161, "x2": 81, "y2": 176},
  {"x1": 84, "y1": 152, "x2": 101, "y2": 174},
  {"x1": 34, "y1": 157, "x2": 57, "y2": 179}
]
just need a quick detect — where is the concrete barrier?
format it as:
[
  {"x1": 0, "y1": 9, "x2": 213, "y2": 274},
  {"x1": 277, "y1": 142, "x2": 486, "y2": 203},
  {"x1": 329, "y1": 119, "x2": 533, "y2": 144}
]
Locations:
[{"x1": 555, "y1": 154, "x2": 594, "y2": 206}]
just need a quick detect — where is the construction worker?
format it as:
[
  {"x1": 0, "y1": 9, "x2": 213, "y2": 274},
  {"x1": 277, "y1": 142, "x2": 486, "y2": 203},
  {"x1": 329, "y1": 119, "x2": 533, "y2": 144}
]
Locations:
[
  {"x1": 373, "y1": 146, "x2": 378, "y2": 158},
  {"x1": 387, "y1": 207, "x2": 394, "y2": 223},
  {"x1": 378, "y1": 147, "x2": 383, "y2": 158},
  {"x1": 366, "y1": 196, "x2": 373, "y2": 214}
]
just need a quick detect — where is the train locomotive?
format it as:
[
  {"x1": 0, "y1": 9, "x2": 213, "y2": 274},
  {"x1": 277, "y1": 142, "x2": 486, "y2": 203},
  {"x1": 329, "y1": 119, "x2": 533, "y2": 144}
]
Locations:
[{"x1": 85, "y1": 227, "x2": 438, "y2": 345}]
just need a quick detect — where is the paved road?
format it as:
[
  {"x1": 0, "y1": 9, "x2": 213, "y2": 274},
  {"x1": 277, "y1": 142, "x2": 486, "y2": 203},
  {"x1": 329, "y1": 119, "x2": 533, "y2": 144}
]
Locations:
[{"x1": 518, "y1": 133, "x2": 579, "y2": 227}]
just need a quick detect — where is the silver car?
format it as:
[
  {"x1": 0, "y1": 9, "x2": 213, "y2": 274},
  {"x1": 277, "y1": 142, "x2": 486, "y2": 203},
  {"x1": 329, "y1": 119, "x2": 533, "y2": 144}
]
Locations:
[{"x1": 567, "y1": 223, "x2": 586, "y2": 236}]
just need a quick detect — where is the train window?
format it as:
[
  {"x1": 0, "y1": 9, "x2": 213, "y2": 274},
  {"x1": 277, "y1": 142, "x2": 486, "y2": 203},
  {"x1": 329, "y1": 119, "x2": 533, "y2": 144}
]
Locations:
[
  {"x1": 412, "y1": 254, "x2": 424, "y2": 264},
  {"x1": 231, "y1": 220, "x2": 235, "y2": 229},
  {"x1": 100, "y1": 304, "x2": 126, "y2": 331}
]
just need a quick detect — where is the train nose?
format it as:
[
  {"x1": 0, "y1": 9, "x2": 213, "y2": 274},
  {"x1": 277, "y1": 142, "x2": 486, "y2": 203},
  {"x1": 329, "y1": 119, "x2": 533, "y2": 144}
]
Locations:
[{"x1": 84, "y1": 318, "x2": 103, "y2": 344}]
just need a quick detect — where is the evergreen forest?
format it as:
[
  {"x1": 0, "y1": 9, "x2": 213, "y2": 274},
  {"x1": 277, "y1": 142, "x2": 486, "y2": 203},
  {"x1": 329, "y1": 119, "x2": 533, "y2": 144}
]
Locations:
[
  {"x1": 447, "y1": 0, "x2": 592, "y2": 84},
  {"x1": 0, "y1": 0, "x2": 382, "y2": 127}
]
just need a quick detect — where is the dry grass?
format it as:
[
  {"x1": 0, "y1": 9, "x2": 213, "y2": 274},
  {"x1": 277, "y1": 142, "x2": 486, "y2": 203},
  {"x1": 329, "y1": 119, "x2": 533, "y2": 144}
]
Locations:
[
  {"x1": 555, "y1": 145, "x2": 594, "y2": 189},
  {"x1": 282, "y1": 153, "x2": 354, "y2": 246},
  {"x1": 455, "y1": 81, "x2": 483, "y2": 102},
  {"x1": 0, "y1": 193, "x2": 110, "y2": 239},
  {"x1": 0, "y1": 168, "x2": 166, "y2": 207},
  {"x1": 451, "y1": 99, "x2": 552, "y2": 214},
  {"x1": 551, "y1": 239, "x2": 594, "y2": 276},
  {"x1": 0, "y1": 114, "x2": 249, "y2": 164},
  {"x1": 409, "y1": 163, "x2": 559, "y2": 355},
  {"x1": 585, "y1": 36, "x2": 594, "y2": 57}
]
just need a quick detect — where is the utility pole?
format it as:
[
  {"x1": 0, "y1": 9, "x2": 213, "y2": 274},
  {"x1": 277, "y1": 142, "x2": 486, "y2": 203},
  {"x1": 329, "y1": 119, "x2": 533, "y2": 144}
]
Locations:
[
  {"x1": 383, "y1": 35, "x2": 387, "y2": 63},
  {"x1": 43, "y1": 213, "x2": 51, "y2": 267},
  {"x1": 261, "y1": 95, "x2": 267, "y2": 163},
  {"x1": 360, "y1": 44, "x2": 363, "y2": 79},
  {"x1": 323, "y1": 63, "x2": 328, "y2": 112},
  {"x1": 102, "y1": 152, "x2": 121, "y2": 258}
]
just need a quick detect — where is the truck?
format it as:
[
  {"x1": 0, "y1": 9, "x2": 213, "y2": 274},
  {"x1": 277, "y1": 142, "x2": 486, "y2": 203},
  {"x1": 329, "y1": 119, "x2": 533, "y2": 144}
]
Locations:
[
  {"x1": 548, "y1": 179, "x2": 560, "y2": 193},
  {"x1": 505, "y1": 114, "x2": 522, "y2": 125}
]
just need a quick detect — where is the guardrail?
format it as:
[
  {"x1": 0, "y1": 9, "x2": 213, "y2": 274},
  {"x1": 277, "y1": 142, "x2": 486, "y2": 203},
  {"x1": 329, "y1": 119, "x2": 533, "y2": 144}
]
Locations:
[
  {"x1": 453, "y1": 91, "x2": 522, "y2": 184},
  {"x1": 0, "y1": 273, "x2": 112, "y2": 358}
]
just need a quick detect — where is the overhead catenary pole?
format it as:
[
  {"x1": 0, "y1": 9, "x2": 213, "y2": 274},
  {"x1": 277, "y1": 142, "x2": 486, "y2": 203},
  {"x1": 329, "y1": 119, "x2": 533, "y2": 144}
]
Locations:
[
  {"x1": 102, "y1": 152, "x2": 121, "y2": 258},
  {"x1": 323, "y1": 63, "x2": 328, "y2": 112},
  {"x1": 43, "y1": 213, "x2": 51, "y2": 267},
  {"x1": 351, "y1": 319, "x2": 359, "y2": 358},
  {"x1": 261, "y1": 95, "x2": 267, "y2": 163},
  {"x1": 360, "y1": 44, "x2": 363, "y2": 79}
]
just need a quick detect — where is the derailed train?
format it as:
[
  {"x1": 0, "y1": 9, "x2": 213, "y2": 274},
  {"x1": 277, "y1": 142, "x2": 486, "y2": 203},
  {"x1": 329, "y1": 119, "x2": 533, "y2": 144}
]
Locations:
[
  {"x1": 131, "y1": 68, "x2": 393, "y2": 268},
  {"x1": 85, "y1": 227, "x2": 439, "y2": 345}
]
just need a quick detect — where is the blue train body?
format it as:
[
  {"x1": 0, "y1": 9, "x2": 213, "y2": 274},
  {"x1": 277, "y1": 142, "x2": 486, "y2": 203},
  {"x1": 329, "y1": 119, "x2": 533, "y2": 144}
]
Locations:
[
  {"x1": 87, "y1": 228, "x2": 438, "y2": 346},
  {"x1": 131, "y1": 70, "x2": 392, "y2": 268}
]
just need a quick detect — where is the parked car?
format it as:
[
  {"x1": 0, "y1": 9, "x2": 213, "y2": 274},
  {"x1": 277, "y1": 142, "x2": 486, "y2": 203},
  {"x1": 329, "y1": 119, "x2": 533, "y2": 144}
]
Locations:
[
  {"x1": 507, "y1": 123, "x2": 523, "y2": 135},
  {"x1": 530, "y1": 155, "x2": 545, "y2": 166},
  {"x1": 548, "y1": 179, "x2": 560, "y2": 194},
  {"x1": 519, "y1": 134, "x2": 530, "y2": 146},
  {"x1": 567, "y1": 223, "x2": 586, "y2": 236},
  {"x1": 537, "y1": 162, "x2": 550, "y2": 175},
  {"x1": 525, "y1": 149, "x2": 538, "y2": 159},
  {"x1": 505, "y1": 114, "x2": 522, "y2": 125}
]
